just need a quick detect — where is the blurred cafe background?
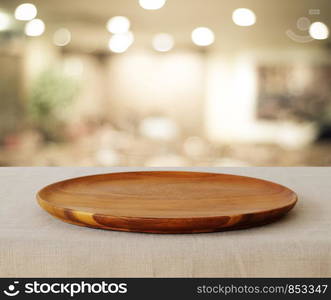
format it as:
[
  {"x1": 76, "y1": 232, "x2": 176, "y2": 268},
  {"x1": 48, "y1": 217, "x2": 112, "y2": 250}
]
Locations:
[{"x1": 0, "y1": 0, "x2": 331, "y2": 166}]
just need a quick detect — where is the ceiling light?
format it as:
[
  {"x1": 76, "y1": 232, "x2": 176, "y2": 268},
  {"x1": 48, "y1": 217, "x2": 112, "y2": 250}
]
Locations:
[
  {"x1": 309, "y1": 22, "x2": 329, "y2": 40},
  {"x1": 53, "y1": 28, "x2": 71, "y2": 46},
  {"x1": 191, "y1": 27, "x2": 215, "y2": 46},
  {"x1": 152, "y1": 33, "x2": 174, "y2": 52},
  {"x1": 108, "y1": 31, "x2": 134, "y2": 53},
  {"x1": 0, "y1": 12, "x2": 10, "y2": 31},
  {"x1": 25, "y1": 19, "x2": 45, "y2": 37},
  {"x1": 106, "y1": 16, "x2": 130, "y2": 34},
  {"x1": 232, "y1": 8, "x2": 256, "y2": 27},
  {"x1": 15, "y1": 3, "x2": 37, "y2": 21},
  {"x1": 139, "y1": 0, "x2": 166, "y2": 10}
]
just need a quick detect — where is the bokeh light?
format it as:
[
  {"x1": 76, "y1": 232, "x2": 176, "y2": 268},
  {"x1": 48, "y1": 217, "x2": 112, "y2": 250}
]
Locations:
[
  {"x1": 139, "y1": 117, "x2": 178, "y2": 141},
  {"x1": 152, "y1": 33, "x2": 174, "y2": 52},
  {"x1": 191, "y1": 27, "x2": 215, "y2": 46},
  {"x1": 108, "y1": 31, "x2": 134, "y2": 53},
  {"x1": 232, "y1": 8, "x2": 256, "y2": 27},
  {"x1": 183, "y1": 136, "x2": 208, "y2": 157},
  {"x1": 0, "y1": 12, "x2": 10, "y2": 31},
  {"x1": 24, "y1": 19, "x2": 45, "y2": 37},
  {"x1": 139, "y1": 0, "x2": 166, "y2": 10},
  {"x1": 309, "y1": 22, "x2": 329, "y2": 40},
  {"x1": 15, "y1": 3, "x2": 37, "y2": 21},
  {"x1": 53, "y1": 28, "x2": 71, "y2": 46},
  {"x1": 106, "y1": 16, "x2": 130, "y2": 34}
]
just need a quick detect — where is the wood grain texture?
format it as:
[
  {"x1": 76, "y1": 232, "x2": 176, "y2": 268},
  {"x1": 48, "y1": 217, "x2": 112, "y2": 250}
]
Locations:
[{"x1": 37, "y1": 171, "x2": 298, "y2": 233}]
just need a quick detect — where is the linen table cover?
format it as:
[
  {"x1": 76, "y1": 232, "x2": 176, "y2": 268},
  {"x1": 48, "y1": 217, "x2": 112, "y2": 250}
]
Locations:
[{"x1": 0, "y1": 167, "x2": 330, "y2": 277}]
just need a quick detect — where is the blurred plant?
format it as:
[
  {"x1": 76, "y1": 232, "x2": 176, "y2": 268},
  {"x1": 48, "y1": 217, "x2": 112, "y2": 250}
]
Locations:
[{"x1": 27, "y1": 67, "x2": 79, "y2": 142}]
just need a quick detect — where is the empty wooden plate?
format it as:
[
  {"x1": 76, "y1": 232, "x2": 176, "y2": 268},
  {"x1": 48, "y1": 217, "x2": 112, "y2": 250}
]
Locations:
[{"x1": 37, "y1": 171, "x2": 298, "y2": 233}]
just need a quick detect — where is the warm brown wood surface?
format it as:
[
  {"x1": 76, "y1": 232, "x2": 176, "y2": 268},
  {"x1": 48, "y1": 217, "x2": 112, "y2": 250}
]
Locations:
[{"x1": 37, "y1": 171, "x2": 298, "y2": 233}]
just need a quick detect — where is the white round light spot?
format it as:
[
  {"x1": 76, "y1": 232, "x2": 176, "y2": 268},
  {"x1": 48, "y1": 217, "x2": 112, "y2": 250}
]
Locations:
[
  {"x1": 232, "y1": 8, "x2": 256, "y2": 27},
  {"x1": 25, "y1": 19, "x2": 45, "y2": 37},
  {"x1": 53, "y1": 28, "x2": 71, "y2": 46},
  {"x1": 139, "y1": 0, "x2": 166, "y2": 10},
  {"x1": 8, "y1": 285, "x2": 15, "y2": 291},
  {"x1": 106, "y1": 16, "x2": 130, "y2": 34},
  {"x1": 309, "y1": 22, "x2": 329, "y2": 40},
  {"x1": 152, "y1": 33, "x2": 174, "y2": 52},
  {"x1": 0, "y1": 12, "x2": 11, "y2": 31},
  {"x1": 108, "y1": 31, "x2": 134, "y2": 53},
  {"x1": 15, "y1": 3, "x2": 37, "y2": 21},
  {"x1": 191, "y1": 27, "x2": 215, "y2": 46}
]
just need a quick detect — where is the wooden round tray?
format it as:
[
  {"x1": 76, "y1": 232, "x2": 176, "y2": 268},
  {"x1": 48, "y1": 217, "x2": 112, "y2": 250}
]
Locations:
[{"x1": 37, "y1": 171, "x2": 298, "y2": 233}]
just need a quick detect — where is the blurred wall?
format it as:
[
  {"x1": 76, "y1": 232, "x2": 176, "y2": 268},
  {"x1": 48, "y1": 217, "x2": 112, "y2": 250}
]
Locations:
[
  {"x1": 204, "y1": 47, "x2": 331, "y2": 148},
  {"x1": 106, "y1": 50, "x2": 206, "y2": 135},
  {"x1": 0, "y1": 53, "x2": 23, "y2": 138}
]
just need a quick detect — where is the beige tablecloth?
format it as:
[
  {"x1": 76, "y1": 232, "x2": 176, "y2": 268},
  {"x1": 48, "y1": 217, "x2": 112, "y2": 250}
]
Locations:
[{"x1": 0, "y1": 167, "x2": 330, "y2": 277}]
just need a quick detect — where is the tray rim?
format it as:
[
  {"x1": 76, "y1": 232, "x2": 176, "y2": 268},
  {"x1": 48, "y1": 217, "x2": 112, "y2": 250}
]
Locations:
[
  {"x1": 36, "y1": 170, "x2": 298, "y2": 233},
  {"x1": 37, "y1": 170, "x2": 298, "y2": 218}
]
